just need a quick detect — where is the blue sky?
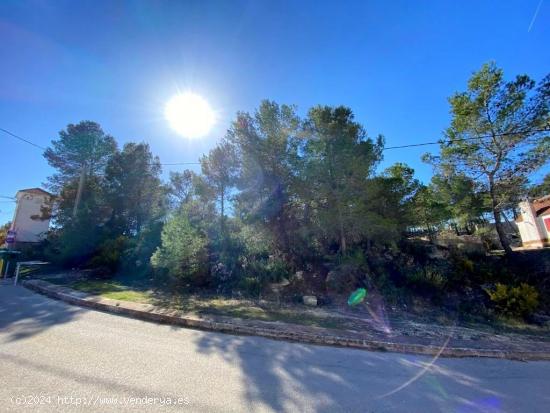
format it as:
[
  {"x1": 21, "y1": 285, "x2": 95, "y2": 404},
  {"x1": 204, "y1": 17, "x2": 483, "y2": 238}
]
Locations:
[{"x1": 1, "y1": 0, "x2": 549, "y2": 222}]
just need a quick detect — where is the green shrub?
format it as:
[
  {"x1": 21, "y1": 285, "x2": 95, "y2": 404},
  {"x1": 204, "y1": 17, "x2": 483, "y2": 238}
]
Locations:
[
  {"x1": 475, "y1": 226, "x2": 500, "y2": 251},
  {"x1": 151, "y1": 210, "x2": 208, "y2": 283},
  {"x1": 88, "y1": 236, "x2": 129, "y2": 273},
  {"x1": 325, "y1": 263, "x2": 365, "y2": 294},
  {"x1": 46, "y1": 218, "x2": 103, "y2": 267},
  {"x1": 457, "y1": 257, "x2": 474, "y2": 273},
  {"x1": 122, "y1": 220, "x2": 163, "y2": 271},
  {"x1": 446, "y1": 250, "x2": 500, "y2": 290},
  {"x1": 376, "y1": 273, "x2": 407, "y2": 306},
  {"x1": 212, "y1": 252, "x2": 292, "y2": 297},
  {"x1": 264, "y1": 256, "x2": 291, "y2": 283},
  {"x1": 485, "y1": 283, "x2": 539, "y2": 319},
  {"x1": 244, "y1": 255, "x2": 291, "y2": 288},
  {"x1": 210, "y1": 234, "x2": 247, "y2": 292},
  {"x1": 407, "y1": 265, "x2": 445, "y2": 291},
  {"x1": 237, "y1": 276, "x2": 262, "y2": 297}
]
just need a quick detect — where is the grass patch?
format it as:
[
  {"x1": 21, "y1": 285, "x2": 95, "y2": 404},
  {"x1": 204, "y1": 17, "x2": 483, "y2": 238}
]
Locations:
[
  {"x1": 185, "y1": 299, "x2": 347, "y2": 330},
  {"x1": 68, "y1": 280, "x2": 152, "y2": 303},
  {"x1": 37, "y1": 275, "x2": 550, "y2": 339},
  {"x1": 54, "y1": 278, "x2": 350, "y2": 330}
]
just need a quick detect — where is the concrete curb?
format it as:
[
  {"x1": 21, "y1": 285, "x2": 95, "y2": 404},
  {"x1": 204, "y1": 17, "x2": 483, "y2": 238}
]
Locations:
[{"x1": 22, "y1": 279, "x2": 550, "y2": 361}]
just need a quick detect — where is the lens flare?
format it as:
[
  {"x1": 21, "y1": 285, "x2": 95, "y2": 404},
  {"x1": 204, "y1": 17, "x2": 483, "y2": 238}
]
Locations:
[{"x1": 347, "y1": 288, "x2": 367, "y2": 306}]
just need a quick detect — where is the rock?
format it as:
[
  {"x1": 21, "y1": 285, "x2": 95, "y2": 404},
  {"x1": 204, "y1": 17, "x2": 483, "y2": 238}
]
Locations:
[
  {"x1": 269, "y1": 278, "x2": 290, "y2": 292},
  {"x1": 279, "y1": 277, "x2": 290, "y2": 286},
  {"x1": 326, "y1": 270, "x2": 336, "y2": 282},
  {"x1": 303, "y1": 295, "x2": 317, "y2": 306}
]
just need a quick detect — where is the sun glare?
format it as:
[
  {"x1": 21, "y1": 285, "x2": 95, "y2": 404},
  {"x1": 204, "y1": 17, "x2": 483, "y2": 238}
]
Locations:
[{"x1": 165, "y1": 93, "x2": 215, "y2": 138}]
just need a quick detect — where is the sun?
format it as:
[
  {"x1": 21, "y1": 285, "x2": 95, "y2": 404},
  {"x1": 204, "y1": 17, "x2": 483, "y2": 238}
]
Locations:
[{"x1": 165, "y1": 93, "x2": 215, "y2": 138}]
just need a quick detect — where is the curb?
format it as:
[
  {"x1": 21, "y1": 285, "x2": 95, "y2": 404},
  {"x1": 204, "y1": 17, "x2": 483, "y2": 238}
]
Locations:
[{"x1": 22, "y1": 279, "x2": 550, "y2": 361}]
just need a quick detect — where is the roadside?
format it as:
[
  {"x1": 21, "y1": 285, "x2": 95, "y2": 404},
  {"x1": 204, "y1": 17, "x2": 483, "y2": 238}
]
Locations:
[
  {"x1": 20, "y1": 274, "x2": 550, "y2": 360},
  {"x1": 4, "y1": 282, "x2": 550, "y2": 413}
]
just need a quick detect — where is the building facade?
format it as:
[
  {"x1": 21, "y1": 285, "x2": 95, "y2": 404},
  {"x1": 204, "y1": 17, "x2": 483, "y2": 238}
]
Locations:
[
  {"x1": 9, "y1": 188, "x2": 52, "y2": 244},
  {"x1": 516, "y1": 195, "x2": 550, "y2": 248}
]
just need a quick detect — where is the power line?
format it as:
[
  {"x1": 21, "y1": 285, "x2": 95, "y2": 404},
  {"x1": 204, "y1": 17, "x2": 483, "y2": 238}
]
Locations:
[
  {"x1": 0, "y1": 127, "x2": 200, "y2": 166},
  {"x1": 384, "y1": 128, "x2": 549, "y2": 150},
  {"x1": 158, "y1": 162, "x2": 200, "y2": 165},
  {"x1": 0, "y1": 127, "x2": 47, "y2": 150},
  {"x1": 2, "y1": 125, "x2": 548, "y2": 160}
]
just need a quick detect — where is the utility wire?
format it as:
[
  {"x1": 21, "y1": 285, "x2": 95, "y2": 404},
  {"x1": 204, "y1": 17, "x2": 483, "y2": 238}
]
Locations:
[
  {"x1": 0, "y1": 127, "x2": 200, "y2": 166},
  {"x1": 2, "y1": 125, "x2": 548, "y2": 160},
  {"x1": 384, "y1": 128, "x2": 549, "y2": 150},
  {"x1": 158, "y1": 162, "x2": 200, "y2": 165},
  {"x1": 0, "y1": 127, "x2": 47, "y2": 150}
]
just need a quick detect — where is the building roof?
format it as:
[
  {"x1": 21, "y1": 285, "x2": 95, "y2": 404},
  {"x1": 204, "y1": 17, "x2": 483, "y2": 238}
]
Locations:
[
  {"x1": 533, "y1": 195, "x2": 550, "y2": 217},
  {"x1": 515, "y1": 195, "x2": 550, "y2": 223},
  {"x1": 16, "y1": 188, "x2": 52, "y2": 197}
]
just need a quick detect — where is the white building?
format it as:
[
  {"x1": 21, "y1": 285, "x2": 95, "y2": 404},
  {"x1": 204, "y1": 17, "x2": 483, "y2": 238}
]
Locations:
[
  {"x1": 516, "y1": 195, "x2": 550, "y2": 249},
  {"x1": 9, "y1": 188, "x2": 52, "y2": 244}
]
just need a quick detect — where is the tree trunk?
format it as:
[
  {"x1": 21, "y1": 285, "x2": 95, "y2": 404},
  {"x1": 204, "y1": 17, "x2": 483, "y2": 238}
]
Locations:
[
  {"x1": 489, "y1": 178, "x2": 512, "y2": 254},
  {"x1": 453, "y1": 222, "x2": 459, "y2": 236},
  {"x1": 220, "y1": 185, "x2": 225, "y2": 236},
  {"x1": 136, "y1": 188, "x2": 142, "y2": 234},
  {"x1": 72, "y1": 165, "x2": 87, "y2": 218},
  {"x1": 492, "y1": 208, "x2": 512, "y2": 254},
  {"x1": 337, "y1": 204, "x2": 347, "y2": 254},
  {"x1": 426, "y1": 224, "x2": 434, "y2": 242},
  {"x1": 275, "y1": 183, "x2": 291, "y2": 256}
]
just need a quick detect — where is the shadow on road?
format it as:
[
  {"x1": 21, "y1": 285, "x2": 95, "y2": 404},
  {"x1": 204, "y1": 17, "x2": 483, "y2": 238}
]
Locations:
[
  {"x1": 1, "y1": 282, "x2": 547, "y2": 412},
  {"x1": 0, "y1": 283, "x2": 84, "y2": 343},
  {"x1": 194, "y1": 331, "x2": 521, "y2": 412}
]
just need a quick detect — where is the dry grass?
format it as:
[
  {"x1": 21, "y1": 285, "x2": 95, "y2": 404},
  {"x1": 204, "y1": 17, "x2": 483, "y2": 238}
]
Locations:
[{"x1": 62, "y1": 279, "x2": 349, "y2": 330}]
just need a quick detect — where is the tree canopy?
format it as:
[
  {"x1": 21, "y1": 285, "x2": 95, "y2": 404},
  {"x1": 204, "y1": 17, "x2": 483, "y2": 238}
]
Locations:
[
  {"x1": 425, "y1": 62, "x2": 550, "y2": 253},
  {"x1": 39, "y1": 63, "x2": 549, "y2": 300}
]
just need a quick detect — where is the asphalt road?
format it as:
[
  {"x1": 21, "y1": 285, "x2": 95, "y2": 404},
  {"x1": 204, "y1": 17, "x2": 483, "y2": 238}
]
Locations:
[{"x1": 1, "y1": 283, "x2": 549, "y2": 412}]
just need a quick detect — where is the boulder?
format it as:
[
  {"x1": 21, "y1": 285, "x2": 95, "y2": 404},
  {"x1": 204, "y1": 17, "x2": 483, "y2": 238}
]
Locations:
[{"x1": 303, "y1": 295, "x2": 317, "y2": 306}]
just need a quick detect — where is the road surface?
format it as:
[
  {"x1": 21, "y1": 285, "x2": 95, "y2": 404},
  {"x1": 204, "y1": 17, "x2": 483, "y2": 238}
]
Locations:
[{"x1": 1, "y1": 283, "x2": 549, "y2": 412}]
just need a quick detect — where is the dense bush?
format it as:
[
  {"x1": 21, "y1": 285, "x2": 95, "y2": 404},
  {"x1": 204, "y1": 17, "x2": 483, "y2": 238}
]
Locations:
[
  {"x1": 485, "y1": 283, "x2": 539, "y2": 319},
  {"x1": 151, "y1": 209, "x2": 208, "y2": 283},
  {"x1": 237, "y1": 276, "x2": 263, "y2": 297},
  {"x1": 325, "y1": 250, "x2": 372, "y2": 294},
  {"x1": 240, "y1": 254, "x2": 292, "y2": 296},
  {"x1": 45, "y1": 218, "x2": 103, "y2": 267},
  {"x1": 88, "y1": 236, "x2": 129, "y2": 274},
  {"x1": 0, "y1": 221, "x2": 11, "y2": 246},
  {"x1": 475, "y1": 226, "x2": 501, "y2": 252},
  {"x1": 209, "y1": 233, "x2": 247, "y2": 292},
  {"x1": 325, "y1": 264, "x2": 362, "y2": 294},
  {"x1": 407, "y1": 265, "x2": 445, "y2": 292},
  {"x1": 123, "y1": 220, "x2": 163, "y2": 271}
]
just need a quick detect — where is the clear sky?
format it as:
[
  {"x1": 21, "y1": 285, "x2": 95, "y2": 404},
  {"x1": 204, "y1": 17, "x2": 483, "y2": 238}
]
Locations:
[{"x1": 1, "y1": 0, "x2": 549, "y2": 222}]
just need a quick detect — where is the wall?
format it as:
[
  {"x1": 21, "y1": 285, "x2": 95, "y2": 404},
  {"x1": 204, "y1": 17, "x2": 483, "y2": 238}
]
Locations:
[
  {"x1": 10, "y1": 193, "x2": 51, "y2": 243},
  {"x1": 539, "y1": 216, "x2": 550, "y2": 240},
  {"x1": 517, "y1": 201, "x2": 549, "y2": 248}
]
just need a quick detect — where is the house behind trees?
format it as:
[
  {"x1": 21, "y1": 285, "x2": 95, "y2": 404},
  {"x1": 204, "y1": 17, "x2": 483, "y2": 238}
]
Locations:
[
  {"x1": 9, "y1": 188, "x2": 52, "y2": 244},
  {"x1": 516, "y1": 195, "x2": 550, "y2": 249}
]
